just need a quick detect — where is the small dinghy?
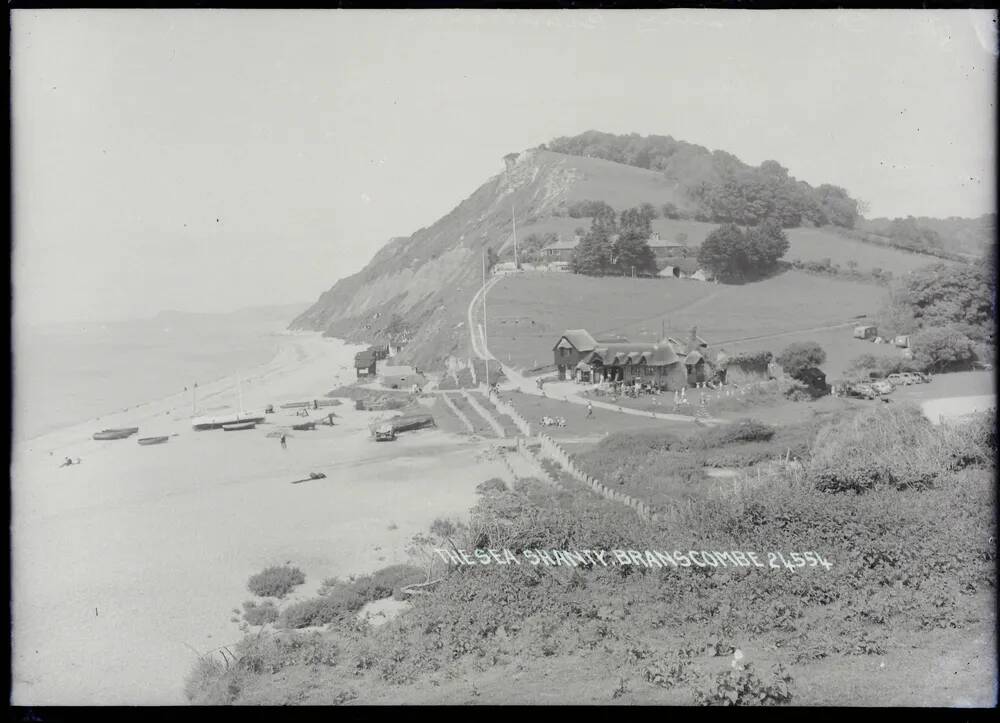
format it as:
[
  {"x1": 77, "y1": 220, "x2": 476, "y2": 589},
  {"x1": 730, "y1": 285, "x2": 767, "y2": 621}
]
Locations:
[
  {"x1": 222, "y1": 421, "x2": 256, "y2": 431},
  {"x1": 137, "y1": 436, "x2": 169, "y2": 446},
  {"x1": 291, "y1": 421, "x2": 317, "y2": 431},
  {"x1": 93, "y1": 429, "x2": 134, "y2": 441}
]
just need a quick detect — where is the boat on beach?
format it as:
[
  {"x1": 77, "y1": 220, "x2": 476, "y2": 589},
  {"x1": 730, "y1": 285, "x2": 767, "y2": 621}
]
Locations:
[
  {"x1": 191, "y1": 372, "x2": 265, "y2": 430},
  {"x1": 222, "y1": 421, "x2": 256, "y2": 431},
  {"x1": 192, "y1": 412, "x2": 266, "y2": 430},
  {"x1": 93, "y1": 429, "x2": 136, "y2": 440},
  {"x1": 137, "y1": 436, "x2": 170, "y2": 446},
  {"x1": 291, "y1": 421, "x2": 317, "y2": 431}
]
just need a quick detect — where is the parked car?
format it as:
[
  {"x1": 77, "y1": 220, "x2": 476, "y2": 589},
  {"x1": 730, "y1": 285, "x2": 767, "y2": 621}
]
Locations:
[
  {"x1": 374, "y1": 422, "x2": 396, "y2": 441},
  {"x1": 845, "y1": 382, "x2": 879, "y2": 400},
  {"x1": 886, "y1": 373, "x2": 914, "y2": 386},
  {"x1": 972, "y1": 361, "x2": 993, "y2": 371},
  {"x1": 870, "y1": 380, "x2": 894, "y2": 395}
]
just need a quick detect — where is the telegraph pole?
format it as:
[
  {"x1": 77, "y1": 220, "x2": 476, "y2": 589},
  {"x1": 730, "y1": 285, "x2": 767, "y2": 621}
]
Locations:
[
  {"x1": 482, "y1": 249, "x2": 490, "y2": 389},
  {"x1": 512, "y1": 206, "x2": 518, "y2": 269}
]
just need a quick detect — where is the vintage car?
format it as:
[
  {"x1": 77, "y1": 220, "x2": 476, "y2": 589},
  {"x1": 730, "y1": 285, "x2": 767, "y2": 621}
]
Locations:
[
  {"x1": 374, "y1": 422, "x2": 397, "y2": 442},
  {"x1": 870, "y1": 379, "x2": 894, "y2": 395},
  {"x1": 844, "y1": 382, "x2": 879, "y2": 400}
]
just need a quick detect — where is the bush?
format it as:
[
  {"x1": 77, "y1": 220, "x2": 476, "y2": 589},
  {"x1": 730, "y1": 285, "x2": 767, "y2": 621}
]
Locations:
[
  {"x1": 476, "y1": 477, "x2": 508, "y2": 495},
  {"x1": 775, "y1": 342, "x2": 826, "y2": 380},
  {"x1": 247, "y1": 565, "x2": 306, "y2": 599},
  {"x1": 693, "y1": 663, "x2": 794, "y2": 706},
  {"x1": 809, "y1": 404, "x2": 948, "y2": 492},
  {"x1": 688, "y1": 418, "x2": 776, "y2": 449},
  {"x1": 243, "y1": 600, "x2": 279, "y2": 626},
  {"x1": 280, "y1": 565, "x2": 426, "y2": 629},
  {"x1": 910, "y1": 327, "x2": 976, "y2": 372}
]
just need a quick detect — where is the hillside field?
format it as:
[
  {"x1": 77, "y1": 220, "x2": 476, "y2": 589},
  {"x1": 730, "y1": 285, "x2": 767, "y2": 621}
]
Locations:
[
  {"x1": 484, "y1": 270, "x2": 892, "y2": 377},
  {"x1": 518, "y1": 216, "x2": 956, "y2": 279}
]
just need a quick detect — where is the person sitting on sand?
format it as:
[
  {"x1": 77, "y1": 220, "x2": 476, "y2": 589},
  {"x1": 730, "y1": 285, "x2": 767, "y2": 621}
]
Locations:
[{"x1": 61, "y1": 457, "x2": 73, "y2": 467}]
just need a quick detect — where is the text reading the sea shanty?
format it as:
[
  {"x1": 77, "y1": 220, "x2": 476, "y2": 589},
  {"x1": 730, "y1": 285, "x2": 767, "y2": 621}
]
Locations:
[{"x1": 433, "y1": 549, "x2": 833, "y2": 571}]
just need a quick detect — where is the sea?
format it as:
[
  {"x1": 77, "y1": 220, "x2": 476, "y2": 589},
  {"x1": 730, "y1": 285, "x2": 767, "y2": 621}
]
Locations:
[{"x1": 13, "y1": 305, "x2": 308, "y2": 441}]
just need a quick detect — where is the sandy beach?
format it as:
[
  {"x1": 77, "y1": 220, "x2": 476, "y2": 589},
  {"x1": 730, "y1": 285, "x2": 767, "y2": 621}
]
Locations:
[{"x1": 11, "y1": 332, "x2": 507, "y2": 705}]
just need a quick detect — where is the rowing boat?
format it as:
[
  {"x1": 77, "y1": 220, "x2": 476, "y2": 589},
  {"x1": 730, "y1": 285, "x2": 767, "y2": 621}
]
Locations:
[
  {"x1": 137, "y1": 436, "x2": 170, "y2": 446},
  {"x1": 93, "y1": 429, "x2": 134, "y2": 441},
  {"x1": 291, "y1": 421, "x2": 317, "y2": 431},
  {"x1": 222, "y1": 421, "x2": 256, "y2": 431}
]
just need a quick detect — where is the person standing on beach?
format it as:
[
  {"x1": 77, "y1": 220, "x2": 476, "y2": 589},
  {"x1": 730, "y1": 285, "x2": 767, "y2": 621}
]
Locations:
[{"x1": 280, "y1": 434, "x2": 287, "y2": 450}]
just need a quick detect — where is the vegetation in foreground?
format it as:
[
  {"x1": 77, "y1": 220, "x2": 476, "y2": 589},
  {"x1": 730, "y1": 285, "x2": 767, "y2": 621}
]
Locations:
[{"x1": 185, "y1": 406, "x2": 995, "y2": 705}]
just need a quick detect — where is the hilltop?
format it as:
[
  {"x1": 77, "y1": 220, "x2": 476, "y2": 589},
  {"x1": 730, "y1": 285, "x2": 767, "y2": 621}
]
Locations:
[{"x1": 291, "y1": 138, "x2": 980, "y2": 370}]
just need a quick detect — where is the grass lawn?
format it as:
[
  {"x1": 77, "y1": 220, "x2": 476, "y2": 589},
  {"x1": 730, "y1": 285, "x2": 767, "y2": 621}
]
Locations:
[
  {"x1": 503, "y1": 389, "x2": 693, "y2": 440},
  {"x1": 784, "y1": 226, "x2": 961, "y2": 275},
  {"x1": 485, "y1": 269, "x2": 890, "y2": 375}
]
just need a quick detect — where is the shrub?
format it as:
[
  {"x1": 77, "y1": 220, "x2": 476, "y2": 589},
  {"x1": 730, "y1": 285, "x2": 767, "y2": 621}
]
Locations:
[
  {"x1": 688, "y1": 418, "x2": 776, "y2": 449},
  {"x1": 809, "y1": 404, "x2": 947, "y2": 492},
  {"x1": 281, "y1": 565, "x2": 425, "y2": 629},
  {"x1": 242, "y1": 600, "x2": 279, "y2": 626},
  {"x1": 775, "y1": 342, "x2": 826, "y2": 380},
  {"x1": 693, "y1": 663, "x2": 794, "y2": 706},
  {"x1": 477, "y1": 477, "x2": 508, "y2": 495},
  {"x1": 247, "y1": 565, "x2": 306, "y2": 599}
]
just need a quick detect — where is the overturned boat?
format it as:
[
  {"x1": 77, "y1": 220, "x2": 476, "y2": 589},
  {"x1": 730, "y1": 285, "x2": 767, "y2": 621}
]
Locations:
[
  {"x1": 93, "y1": 429, "x2": 136, "y2": 441},
  {"x1": 137, "y1": 436, "x2": 170, "y2": 446}
]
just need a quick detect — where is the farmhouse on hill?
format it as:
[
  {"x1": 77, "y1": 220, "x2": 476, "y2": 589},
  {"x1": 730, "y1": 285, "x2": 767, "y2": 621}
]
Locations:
[
  {"x1": 542, "y1": 235, "x2": 580, "y2": 262},
  {"x1": 552, "y1": 329, "x2": 687, "y2": 388},
  {"x1": 646, "y1": 231, "x2": 686, "y2": 259}
]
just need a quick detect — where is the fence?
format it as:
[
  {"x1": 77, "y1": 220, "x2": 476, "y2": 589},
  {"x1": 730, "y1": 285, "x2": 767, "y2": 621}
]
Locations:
[
  {"x1": 535, "y1": 433, "x2": 654, "y2": 523},
  {"x1": 461, "y1": 391, "x2": 506, "y2": 438},
  {"x1": 440, "y1": 393, "x2": 475, "y2": 434},
  {"x1": 488, "y1": 394, "x2": 534, "y2": 437}
]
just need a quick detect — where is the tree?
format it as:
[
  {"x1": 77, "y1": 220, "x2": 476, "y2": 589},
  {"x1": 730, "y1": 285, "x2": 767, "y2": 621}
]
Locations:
[
  {"x1": 776, "y1": 341, "x2": 827, "y2": 380},
  {"x1": 613, "y1": 233, "x2": 657, "y2": 276},
  {"x1": 662, "y1": 202, "x2": 681, "y2": 220},
  {"x1": 639, "y1": 202, "x2": 659, "y2": 221},
  {"x1": 743, "y1": 219, "x2": 789, "y2": 271},
  {"x1": 570, "y1": 222, "x2": 612, "y2": 276},
  {"x1": 619, "y1": 206, "x2": 653, "y2": 238},
  {"x1": 697, "y1": 220, "x2": 789, "y2": 283},
  {"x1": 486, "y1": 247, "x2": 499, "y2": 273},
  {"x1": 890, "y1": 262, "x2": 993, "y2": 342},
  {"x1": 698, "y1": 224, "x2": 747, "y2": 282},
  {"x1": 910, "y1": 327, "x2": 976, "y2": 372}
]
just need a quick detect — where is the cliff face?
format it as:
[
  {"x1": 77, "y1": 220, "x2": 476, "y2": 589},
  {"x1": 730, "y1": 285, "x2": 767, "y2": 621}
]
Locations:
[{"x1": 290, "y1": 149, "x2": 586, "y2": 369}]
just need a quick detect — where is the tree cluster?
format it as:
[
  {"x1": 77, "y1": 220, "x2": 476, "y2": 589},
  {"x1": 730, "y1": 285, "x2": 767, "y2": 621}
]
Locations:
[
  {"x1": 775, "y1": 342, "x2": 827, "y2": 381},
  {"x1": 546, "y1": 131, "x2": 862, "y2": 228},
  {"x1": 696, "y1": 220, "x2": 790, "y2": 283},
  {"x1": 570, "y1": 205, "x2": 658, "y2": 277},
  {"x1": 875, "y1": 260, "x2": 994, "y2": 372}
]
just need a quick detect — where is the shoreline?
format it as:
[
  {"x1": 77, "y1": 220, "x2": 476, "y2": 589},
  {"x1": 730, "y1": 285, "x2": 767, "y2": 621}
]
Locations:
[{"x1": 11, "y1": 330, "x2": 508, "y2": 705}]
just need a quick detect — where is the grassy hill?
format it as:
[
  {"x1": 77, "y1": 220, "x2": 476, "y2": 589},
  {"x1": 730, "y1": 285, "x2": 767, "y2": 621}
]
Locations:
[
  {"x1": 519, "y1": 216, "x2": 954, "y2": 278},
  {"x1": 292, "y1": 142, "x2": 974, "y2": 371}
]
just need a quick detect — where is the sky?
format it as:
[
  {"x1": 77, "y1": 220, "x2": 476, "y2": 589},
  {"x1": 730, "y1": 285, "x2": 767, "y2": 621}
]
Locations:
[{"x1": 12, "y1": 9, "x2": 998, "y2": 325}]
